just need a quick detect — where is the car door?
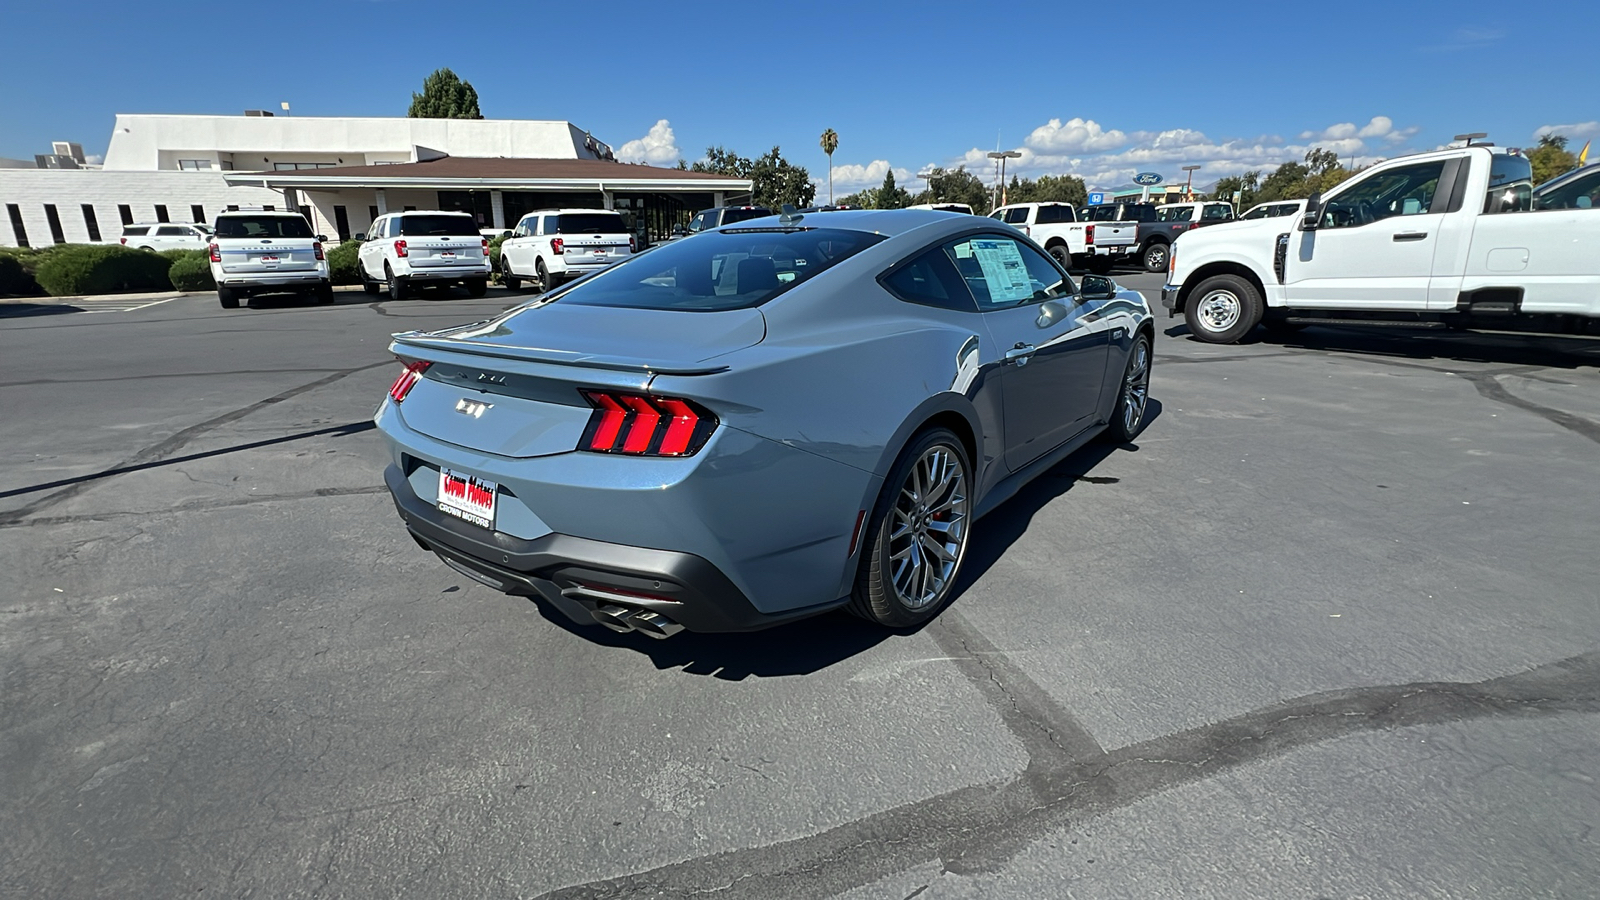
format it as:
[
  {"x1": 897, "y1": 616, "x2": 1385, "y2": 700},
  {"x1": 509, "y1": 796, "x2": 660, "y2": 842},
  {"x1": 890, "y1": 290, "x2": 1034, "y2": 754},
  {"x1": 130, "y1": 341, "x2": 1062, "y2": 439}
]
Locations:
[
  {"x1": 1285, "y1": 158, "x2": 1450, "y2": 309},
  {"x1": 950, "y1": 234, "x2": 1111, "y2": 471},
  {"x1": 153, "y1": 225, "x2": 185, "y2": 249},
  {"x1": 359, "y1": 217, "x2": 384, "y2": 277}
]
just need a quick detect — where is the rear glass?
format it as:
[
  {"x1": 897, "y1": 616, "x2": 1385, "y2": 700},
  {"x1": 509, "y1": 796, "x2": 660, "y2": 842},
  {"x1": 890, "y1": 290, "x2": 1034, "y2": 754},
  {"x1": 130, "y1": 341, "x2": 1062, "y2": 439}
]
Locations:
[
  {"x1": 555, "y1": 227, "x2": 884, "y2": 312},
  {"x1": 397, "y1": 214, "x2": 477, "y2": 236},
  {"x1": 214, "y1": 215, "x2": 313, "y2": 239},
  {"x1": 549, "y1": 213, "x2": 626, "y2": 235},
  {"x1": 720, "y1": 207, "x2": 772, "y2": 225}
]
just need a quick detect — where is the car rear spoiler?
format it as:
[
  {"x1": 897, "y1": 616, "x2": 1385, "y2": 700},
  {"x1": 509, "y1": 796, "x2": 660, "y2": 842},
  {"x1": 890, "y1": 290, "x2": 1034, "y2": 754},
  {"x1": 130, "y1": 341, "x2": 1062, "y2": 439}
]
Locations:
[{"x1": 390, "y1": 332, "x2": 731, "y2": 376}]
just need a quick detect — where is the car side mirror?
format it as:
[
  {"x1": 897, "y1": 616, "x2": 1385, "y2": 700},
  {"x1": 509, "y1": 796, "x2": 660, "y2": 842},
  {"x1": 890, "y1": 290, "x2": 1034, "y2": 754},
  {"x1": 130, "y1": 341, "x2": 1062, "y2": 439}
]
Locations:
[
  {"x1": 316, "y1": 234, "x2": 328, "y2": 242},
  {"x1": 1301, "y1": 193, "x2": 1322, "y2": 231},
  {"x1": 350, "y1": 234, "x2": 365, "y2": 242},
  {"x1": 1035, "y1": 300, "x2": 1070, "y2": 328},
  {"x1": 1079, "y1": 274, "x2": 1115, "y2": 300},
  {"x1": 501, "y1": 230, "x2": 513, "y2": 239}
]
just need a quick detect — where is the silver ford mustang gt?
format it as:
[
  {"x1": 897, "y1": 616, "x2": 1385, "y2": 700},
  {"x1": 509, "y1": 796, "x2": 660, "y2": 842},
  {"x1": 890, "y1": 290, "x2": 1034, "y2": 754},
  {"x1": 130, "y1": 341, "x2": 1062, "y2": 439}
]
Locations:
[{"x1": 374, "y1": 209, "x2": 1152, "y2": 638}]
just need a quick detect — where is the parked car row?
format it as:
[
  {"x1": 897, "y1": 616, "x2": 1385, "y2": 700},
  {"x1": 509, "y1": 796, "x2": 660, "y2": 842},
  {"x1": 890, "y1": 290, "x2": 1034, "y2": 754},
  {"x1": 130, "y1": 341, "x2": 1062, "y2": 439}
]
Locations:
[{"x1": 1162, "y1": 146, "x2": 1600, "y2": 342}]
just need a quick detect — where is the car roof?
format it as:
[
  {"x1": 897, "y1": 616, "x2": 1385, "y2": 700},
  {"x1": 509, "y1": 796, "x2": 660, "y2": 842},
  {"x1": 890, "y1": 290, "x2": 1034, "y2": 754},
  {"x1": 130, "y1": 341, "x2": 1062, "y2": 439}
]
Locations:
[
  {"x1": 729, "y1": 207, "x2": 1018, "y2": 240},
  {"x1": 519, "y1": 208, "x2": 622, "y2": 216},
  {"x1": 385, "y1": 209, "x2": 474, "y2": 217},
  {"x1": 217, "y1": 210, "x2": 306, "y2": 217}
]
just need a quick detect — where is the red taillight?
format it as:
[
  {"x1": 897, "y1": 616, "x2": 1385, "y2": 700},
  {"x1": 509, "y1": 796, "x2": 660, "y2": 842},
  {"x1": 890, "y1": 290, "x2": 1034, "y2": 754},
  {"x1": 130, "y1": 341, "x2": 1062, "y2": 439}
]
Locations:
[
  {"x1": 394, "y1": 239, "x2": 408, "y2": 258},
  {"x1": 313, "y1": 241, "x2": 325, "y2": 261},
  {"x1": 1086, "y1": 225, "x2": 1096, "y2": 245},
  {"x1": 481, "y1": 237, "x2": 490, "y2": 257},
  {"x1": 387, "y1": 360, "x2": 430, "y2": 403},
  {"x1": 579, "y1": 391, "x2": 716, "y2": 457},
  {"x1": 120, "y1": 237, "x2": 127, "y2": 245},
  {"x1": 551, "y1": 237, "x2": 565, "y2": 255},
  {"x1": 208, "y1": 242, "x2": 220, "y2": 262},
  {"x1": 628, "y1": 235, "x2": 636, "y2": 253}
]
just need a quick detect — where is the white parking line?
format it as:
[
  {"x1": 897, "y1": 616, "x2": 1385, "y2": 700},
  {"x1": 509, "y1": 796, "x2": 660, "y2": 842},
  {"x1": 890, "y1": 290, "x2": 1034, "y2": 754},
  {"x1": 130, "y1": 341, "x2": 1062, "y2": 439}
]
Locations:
[{"x1": 121, "y1": 298, "x2": 175, "y2": 312}]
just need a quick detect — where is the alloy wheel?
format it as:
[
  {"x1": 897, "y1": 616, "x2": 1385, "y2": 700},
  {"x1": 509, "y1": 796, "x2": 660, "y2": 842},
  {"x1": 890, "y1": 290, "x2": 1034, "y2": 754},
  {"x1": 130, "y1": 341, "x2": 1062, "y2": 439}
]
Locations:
[
  {"x1": 888, "y1": 444, "x2": 970, "y2": 611},
  {"x1": 1122, "y1": 338, "x2": 1151, "y2": 433}
]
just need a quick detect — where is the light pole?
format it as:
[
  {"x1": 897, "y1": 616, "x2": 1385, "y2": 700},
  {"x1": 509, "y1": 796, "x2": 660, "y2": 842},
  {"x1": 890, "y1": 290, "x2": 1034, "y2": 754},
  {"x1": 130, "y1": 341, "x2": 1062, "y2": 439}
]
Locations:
[
  {"x1": 987, "y1": 150, "x2": 1021, "y2": 208},
  {"x1": 1181, "y1": 164, "x2": 1201, "y2": 201}
]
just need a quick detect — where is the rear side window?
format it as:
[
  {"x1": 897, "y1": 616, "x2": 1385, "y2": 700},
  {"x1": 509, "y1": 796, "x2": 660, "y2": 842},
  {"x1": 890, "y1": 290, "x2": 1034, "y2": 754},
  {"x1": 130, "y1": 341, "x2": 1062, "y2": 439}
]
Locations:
[
  {"x1": 1158, "y1": 206, "x2": 1194, "y2": 222},
  {"x1": 1083, "y1": 206, "x2": 1115, "y2": 221},
  {"x1": 1202, "y1": 204, "x2": 1233, "y2": 221},
  {"x1": 1035, "y1": 205, "x2": 1073, "y2": 224},
  {"x1": 122, "y1": 225, "x2": 150, "y2": 236},
  {"x1": 397, "y1": 214, "x2": 477, "y2": 236},
  {"x1": 1002, "y1": 207, "x2": 1031, "y2": 225},
  {"x1": 156, "y1": 225, "x2": 184, "y2": 236},
  {"x1": 551, "y1": 213, "x2": 627, "y2": 234},
  {"x1": 554, "y1": 227, "x2": 884, "y2": 311},
  {"x1": 214, "y1": 215, "x2": 313, "y2": 238},
  {"x1": 720, "y1": 207, "x2": 772, "y2": 225},
  {"x1": 881, "y1": 248, "x2": 973, "y2": 312}
]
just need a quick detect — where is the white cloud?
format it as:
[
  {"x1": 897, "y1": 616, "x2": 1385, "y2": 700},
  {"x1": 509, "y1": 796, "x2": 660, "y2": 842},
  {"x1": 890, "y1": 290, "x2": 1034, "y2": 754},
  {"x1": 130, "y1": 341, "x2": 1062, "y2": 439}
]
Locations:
[
  {"x1": 1534, "y1": 121, "x2": 1600, "y2": 141},
  {"x1": 1025, "y1": 117, "x2": 1127, "y2": 154},
  {"x1": 821, "y1": 159, "x2": 914, "y2": 195},
  {"x1": 615, "y1": 119, "x2": 680, "y2": 165}
]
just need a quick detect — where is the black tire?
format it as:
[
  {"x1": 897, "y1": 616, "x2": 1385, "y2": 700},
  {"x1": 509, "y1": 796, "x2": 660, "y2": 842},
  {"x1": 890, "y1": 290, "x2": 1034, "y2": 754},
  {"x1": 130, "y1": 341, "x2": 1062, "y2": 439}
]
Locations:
[
  {"x1": 536, "y1": 258, "x2": 554, "y2": 293},
  {"x1": 1183, "y1": 273, "x2": 1263, "y2": 344},
  {"x1": 1088, "y1": 255, "x2": 1115, "y2": 275},
  {"x1": 1103, "y1": 332, "x2": 1152, "y2": 443},
  {"x1": 385, "y1": 264, "x2": 408, "y2": 301},
  {"x1": 848, "y1": 427, "x2": 972, "y2": 629},
  {"x1": 1047, "y1": 244, "x2": 1072, "y2": 271},
  {"x1": 466, "y1": 278, "x2": 488, "y2": 298},
  {"x1": 501, "y1": 257, "x2": 521, "y2": 291},
  {"x1": 359, "y1": 261, "x2": 380, "y2": 294},
  {"x1": 217, "y1": 287, "x2": 240, "y2": 310},
  {"x1": 1142, "y1": 241, "x2": 1169, "y2": 273},
  {"x1": 315, "y1": 283, "x2": 335, "y2": 305}
]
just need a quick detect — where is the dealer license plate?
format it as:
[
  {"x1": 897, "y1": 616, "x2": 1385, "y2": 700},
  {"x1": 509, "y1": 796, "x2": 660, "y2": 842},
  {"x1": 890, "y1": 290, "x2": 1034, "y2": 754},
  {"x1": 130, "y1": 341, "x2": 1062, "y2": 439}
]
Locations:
[{"x1": 437, "y1": 467, "x2": 496, "y2": 529}]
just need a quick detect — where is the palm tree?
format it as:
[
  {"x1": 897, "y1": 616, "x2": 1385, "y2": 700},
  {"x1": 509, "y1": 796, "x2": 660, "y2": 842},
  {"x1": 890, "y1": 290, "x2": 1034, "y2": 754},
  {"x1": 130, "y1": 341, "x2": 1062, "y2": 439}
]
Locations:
[{"x1": 820, "y1": 129, "x2": 839, "y2": 204}]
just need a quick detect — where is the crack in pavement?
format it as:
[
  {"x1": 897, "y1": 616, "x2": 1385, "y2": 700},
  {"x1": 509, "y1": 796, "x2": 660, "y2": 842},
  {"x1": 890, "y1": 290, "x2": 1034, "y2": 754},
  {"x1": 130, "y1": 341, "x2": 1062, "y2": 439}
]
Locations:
[
  {"x1": 531, "y1": 651, "x2": 1600, "y2": 900},
  {"x1": 0, "y1": 364, "x2": 388, "y2": 524},
  {"x1": 1, "y1": 486, "x2": 389, "y2": 529}
]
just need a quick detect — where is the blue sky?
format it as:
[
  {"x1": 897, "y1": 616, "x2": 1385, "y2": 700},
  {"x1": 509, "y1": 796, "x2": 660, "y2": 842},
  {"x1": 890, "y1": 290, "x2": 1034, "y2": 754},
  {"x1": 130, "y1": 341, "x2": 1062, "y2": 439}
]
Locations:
[{"x1": 3, "y1": 0, "x2": 1596, "y2": 195}]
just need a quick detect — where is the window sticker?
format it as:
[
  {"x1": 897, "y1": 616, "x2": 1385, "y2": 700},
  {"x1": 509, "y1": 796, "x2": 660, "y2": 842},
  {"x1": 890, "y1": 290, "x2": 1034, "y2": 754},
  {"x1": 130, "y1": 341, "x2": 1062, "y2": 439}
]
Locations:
[{"x1": 970, "y1": 239, "x2": 1033, "y2": 303}]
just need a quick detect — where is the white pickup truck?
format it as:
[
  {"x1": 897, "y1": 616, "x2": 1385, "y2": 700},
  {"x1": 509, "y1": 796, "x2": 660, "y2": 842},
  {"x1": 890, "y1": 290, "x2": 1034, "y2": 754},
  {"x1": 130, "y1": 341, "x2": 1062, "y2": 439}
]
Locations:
[
  {"x1": 1162, "y1": 146, "x2": 1600, "y2": 342},
  {"x1": 989, "y1": 201, "x2": 1136, "y2": 273}
]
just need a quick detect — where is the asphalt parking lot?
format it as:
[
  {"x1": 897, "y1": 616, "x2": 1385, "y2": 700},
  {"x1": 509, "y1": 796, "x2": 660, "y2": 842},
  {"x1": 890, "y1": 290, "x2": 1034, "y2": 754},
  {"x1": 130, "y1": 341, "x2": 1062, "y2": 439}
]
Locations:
[{"x1": 3, "y1": 274, "x2": 1598, "y2": 899}]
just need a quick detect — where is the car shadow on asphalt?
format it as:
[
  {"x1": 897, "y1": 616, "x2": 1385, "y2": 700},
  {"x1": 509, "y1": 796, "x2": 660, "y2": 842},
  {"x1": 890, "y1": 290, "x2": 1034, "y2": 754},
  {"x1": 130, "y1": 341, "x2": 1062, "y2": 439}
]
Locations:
[
  {"x1": 0, "y1": 302, "x2": 81, "y2": 318},
  {"x1": 1260, "y1": 326, "x2": 1600, "y2": 370}
]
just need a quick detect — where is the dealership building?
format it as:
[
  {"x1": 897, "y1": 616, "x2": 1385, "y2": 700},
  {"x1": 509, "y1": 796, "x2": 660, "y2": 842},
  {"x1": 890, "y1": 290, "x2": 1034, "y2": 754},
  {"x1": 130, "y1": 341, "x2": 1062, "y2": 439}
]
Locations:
[{"x1": 0, "y1": 113, "x2": 751, "y2": 248}]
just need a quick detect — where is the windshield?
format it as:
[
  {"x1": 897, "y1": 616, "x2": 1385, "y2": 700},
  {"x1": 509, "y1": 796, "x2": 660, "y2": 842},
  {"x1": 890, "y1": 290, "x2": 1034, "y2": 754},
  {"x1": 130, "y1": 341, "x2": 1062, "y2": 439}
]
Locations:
[
  {"x1": 214, "y1": 215, "x2": 313, "y2": 239},
  {"x1": 397, "y1": 214, "x2": 477, "y2": 236},
  {"x1": 1533, "y1": 165, "x2": 1600, "y2": 210},
  {"x1": 554, "y1": 227, "x2": 884, "y2": 311},
  {"x1": 550, "y1": 213, "x2": 627, "y2": 235},
  {"x1": 720, "y1": 208, "x2": 771, "y2": 225}
]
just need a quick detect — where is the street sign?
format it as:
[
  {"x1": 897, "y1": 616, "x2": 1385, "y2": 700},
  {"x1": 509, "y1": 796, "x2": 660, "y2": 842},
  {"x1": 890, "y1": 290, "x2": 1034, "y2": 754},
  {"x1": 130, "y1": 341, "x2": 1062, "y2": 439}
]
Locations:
[
  {"x1": 1133, "y1": 172, "x2": 1163, "y2": 186},
  {"x1": 1087, "y1": 192, "x2": 1105, "y2": 205}
]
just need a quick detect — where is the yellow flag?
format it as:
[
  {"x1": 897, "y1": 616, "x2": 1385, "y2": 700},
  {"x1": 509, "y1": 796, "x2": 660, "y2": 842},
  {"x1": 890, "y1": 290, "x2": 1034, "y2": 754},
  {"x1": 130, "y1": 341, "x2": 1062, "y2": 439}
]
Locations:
[{"x1": 1581, "y1": 140, "x2": 1591, "y2": 165}]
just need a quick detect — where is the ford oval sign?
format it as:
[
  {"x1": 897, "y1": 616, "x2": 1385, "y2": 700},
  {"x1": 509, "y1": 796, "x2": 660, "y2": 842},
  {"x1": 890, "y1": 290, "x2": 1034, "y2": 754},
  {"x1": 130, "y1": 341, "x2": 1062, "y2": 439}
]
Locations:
[{"x1": 1133, "y1": 172, "x2": 1164, "y2": 186}]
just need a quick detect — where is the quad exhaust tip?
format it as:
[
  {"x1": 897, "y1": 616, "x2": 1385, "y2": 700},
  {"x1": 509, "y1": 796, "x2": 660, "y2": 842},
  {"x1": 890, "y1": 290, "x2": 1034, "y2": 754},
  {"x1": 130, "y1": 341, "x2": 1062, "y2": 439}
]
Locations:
[{"x1": 590, "y1": 603, "x2": 685, "y2": 639}]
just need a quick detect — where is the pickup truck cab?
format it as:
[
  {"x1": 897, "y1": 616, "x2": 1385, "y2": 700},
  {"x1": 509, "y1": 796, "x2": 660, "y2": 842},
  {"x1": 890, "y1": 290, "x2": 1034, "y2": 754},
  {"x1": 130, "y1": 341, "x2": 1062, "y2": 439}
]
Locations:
[
  {"x1": 208, "y1": 210, "x2": 331, "y2": 309},
  {"x1": 356, "y1": 210, "x2": 491, "y2": 300},
  {"x1": 1162, "y1": 146, "x2": 1599, "y2": 342},
  {"x1": 989, "y1": 201, "x2": 1134, "y2": 273},
  {"x1": 500, "y1": 208, "x2": 634, "y2": 292}
]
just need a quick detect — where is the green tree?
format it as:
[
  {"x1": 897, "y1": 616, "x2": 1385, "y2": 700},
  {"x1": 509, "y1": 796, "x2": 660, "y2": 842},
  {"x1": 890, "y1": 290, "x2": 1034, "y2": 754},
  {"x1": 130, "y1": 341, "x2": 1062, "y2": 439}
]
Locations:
[
  {"x1": 820, "y1": 129, "x2": 839, "y2": 204},
  {"x1": 408, "y1": 68, "x2": 483, "y2": 119},
  {"x1": 1210, "y1": 171, "x2": 1261, "y2": 209},
  {"x1": 694, "y1": 146, "x2": 815, "y2": 208},
  {"x1": 876, "y1": 170, "x2": 912, "y2": 209},
  {"x1": 838, "y1": 188, "x2": 877, "y2": 208},
  {"x1": 1529, "y1": 134, "x2": 1579, "y2": 186},
  {"x1": 912, "y1": 166, "x2": 991, "y2": 214},
  {"x1": 1008, "y1": 173, "x2": 1086, "y2": 207}
]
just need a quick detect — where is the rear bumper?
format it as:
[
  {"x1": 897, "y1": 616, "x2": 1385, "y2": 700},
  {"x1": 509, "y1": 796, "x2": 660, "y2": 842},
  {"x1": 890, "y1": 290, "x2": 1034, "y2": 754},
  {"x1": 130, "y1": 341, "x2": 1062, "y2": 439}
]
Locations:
[
  {"x1": 384, "y1": 464, "x2": 842, "y2": 632},
  {"x1": 215, "y1": 271, "x2": 330, "y2": 291},
  {"x1": 401, "y1": 263, "x2": 491, "y2": 282}
]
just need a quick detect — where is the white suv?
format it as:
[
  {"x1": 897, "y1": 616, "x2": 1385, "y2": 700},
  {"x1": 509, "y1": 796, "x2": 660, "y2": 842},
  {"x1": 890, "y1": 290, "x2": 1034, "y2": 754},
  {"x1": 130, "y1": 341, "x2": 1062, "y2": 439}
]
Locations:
[
  {"x1": 499, "y1": 208, "x2": 634, "y2": 292},
  {"x1": 208, "y1": 211, "x2": 331, "y2": 309},
  {"x1": 122, "y1": 222, "x2": 212, "y2": 252},
  {"x1": 355, "y1": 211, "x2": 491, "y2": 300}
]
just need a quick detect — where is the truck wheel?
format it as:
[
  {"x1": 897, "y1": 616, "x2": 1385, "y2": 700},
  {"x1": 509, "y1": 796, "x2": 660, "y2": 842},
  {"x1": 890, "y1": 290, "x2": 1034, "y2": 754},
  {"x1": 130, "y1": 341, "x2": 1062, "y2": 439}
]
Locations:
[
  {"x1": 536, "y1": 259, "x2": 554, "y2": 293},
  {"x1": 315, "y1": 283, "x2": 335, "y2": 305},
  {"x1": 1048, "y1": 244, "x2": 1072, "y2": 270},
  {"x1": 466, "y1": 278, "x2": 488, "y2": 298},
  {"x1": 1142, "y1": 242, "x2": 1169, "y2": 273},
  {"x1": 1088, "y1": 256, "x2": 1115, "y2": 275},
  {"x1": 385, "y1": 264, "x2": 409, "y2": 301},
  {"x1": 501, "y1": 257, "x2": 521, "y2": 291},
  {"x1": 217, "y1": 287, "x2": 240, "y2": 310},
  {"x1": 359, "y1": 262, "x2": 380, "y2": 294},
  {"x1": 1184, "y1": 274, "x2": 1263, "y2": 344}
]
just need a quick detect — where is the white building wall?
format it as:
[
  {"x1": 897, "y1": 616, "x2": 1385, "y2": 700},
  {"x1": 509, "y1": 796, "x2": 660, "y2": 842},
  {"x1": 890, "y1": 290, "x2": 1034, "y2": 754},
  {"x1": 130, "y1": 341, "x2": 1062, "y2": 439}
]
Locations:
[
  {"x1": 104, "y1": 115, "x2": 601, "y2": 171},
  {"x1": 0, "y1": 170, "x2": 277, "y2": 247}
]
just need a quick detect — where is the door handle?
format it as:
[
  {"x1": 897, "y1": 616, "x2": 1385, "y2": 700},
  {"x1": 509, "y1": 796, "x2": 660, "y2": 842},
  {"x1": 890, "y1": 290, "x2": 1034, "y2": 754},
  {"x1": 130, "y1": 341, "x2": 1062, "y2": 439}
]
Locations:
[
  {"x1": 1006, "y1": 343, "x2": 1036, "y2": 367},
  {"x1": 1393, "y1": 232, "x2": 1429, "y2": 242}
]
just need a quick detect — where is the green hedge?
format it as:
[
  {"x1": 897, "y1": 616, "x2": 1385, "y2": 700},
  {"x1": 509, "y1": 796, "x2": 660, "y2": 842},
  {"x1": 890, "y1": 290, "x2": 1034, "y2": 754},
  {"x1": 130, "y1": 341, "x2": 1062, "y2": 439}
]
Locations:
[
  {"x1": 166, "y1": 251, "x2": 216, "y2": 291},
  {"x1": 0, "y1": 254, "x2": 37, "y2": 296},
  {"x1": 33, "y1": 244, "x2": 175, "y2": 297},
  {"x1": 326, "y1": 240, "x2": 362, "y2": 285},
  {"x1": 488, "y1": 235, "x2": 507, "y2": 283}
]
